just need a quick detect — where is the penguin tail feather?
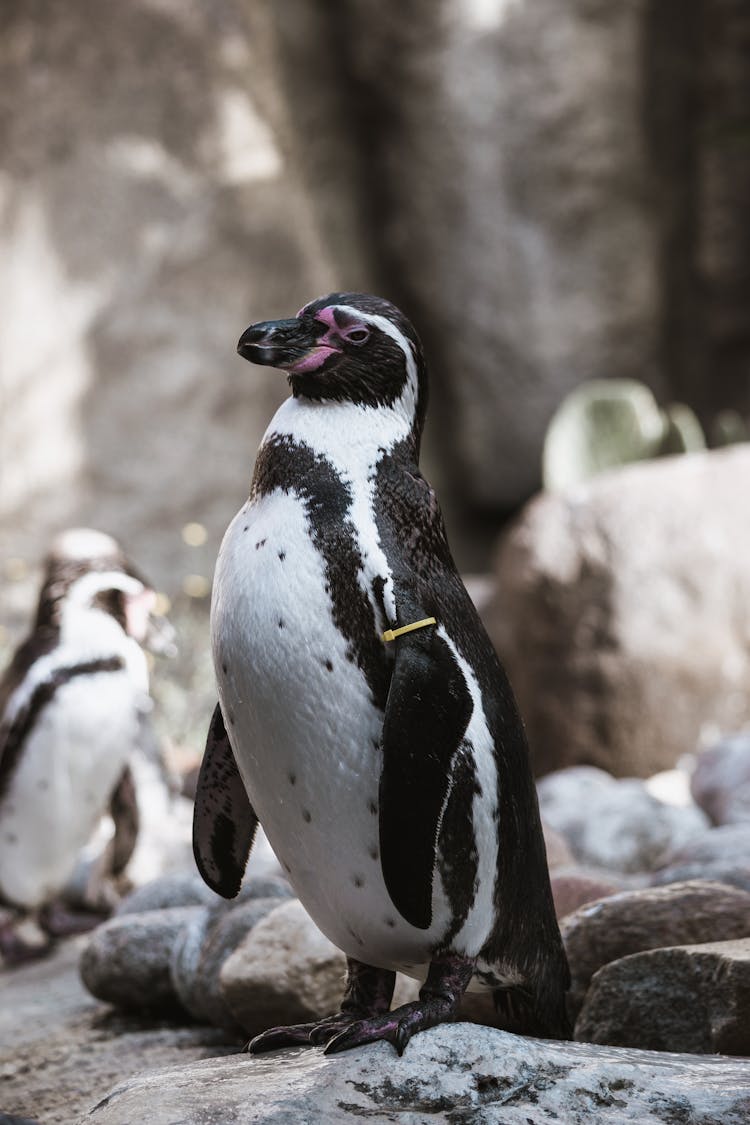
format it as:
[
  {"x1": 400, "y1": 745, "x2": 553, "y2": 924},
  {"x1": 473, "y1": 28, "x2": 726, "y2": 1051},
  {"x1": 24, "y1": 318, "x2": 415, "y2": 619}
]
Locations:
[{"x1": 492, "y1": 984, "x2": 572, "y2": 1042}]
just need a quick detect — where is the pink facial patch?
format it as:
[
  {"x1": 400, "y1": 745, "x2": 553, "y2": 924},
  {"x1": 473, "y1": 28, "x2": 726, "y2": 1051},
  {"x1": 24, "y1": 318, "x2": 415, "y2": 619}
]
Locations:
[{"x1": 288, "y1": 345, "x2": 339, "y2": 374}]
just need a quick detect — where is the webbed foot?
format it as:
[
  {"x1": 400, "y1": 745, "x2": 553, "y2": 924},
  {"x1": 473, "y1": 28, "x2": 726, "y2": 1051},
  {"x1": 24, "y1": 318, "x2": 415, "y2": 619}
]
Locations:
[
  {"x1": 246, "y1": 959, "x2": 396, "y2": 1054},
  {"x1": 325, "y1": 953, "x2": 474, "y2": 1056}
]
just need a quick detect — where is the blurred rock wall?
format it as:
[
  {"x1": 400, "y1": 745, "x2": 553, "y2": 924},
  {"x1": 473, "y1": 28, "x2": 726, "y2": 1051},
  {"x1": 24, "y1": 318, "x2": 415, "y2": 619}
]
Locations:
[{"x1": 2, "y1": 0, "x2": 749, "y2": 600}]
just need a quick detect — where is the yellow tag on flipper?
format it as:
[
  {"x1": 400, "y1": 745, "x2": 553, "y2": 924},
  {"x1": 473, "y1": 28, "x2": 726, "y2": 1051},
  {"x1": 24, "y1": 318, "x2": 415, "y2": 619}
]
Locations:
[{"x1": 382, "y1": 617, "x2": 437, "y2": 643}]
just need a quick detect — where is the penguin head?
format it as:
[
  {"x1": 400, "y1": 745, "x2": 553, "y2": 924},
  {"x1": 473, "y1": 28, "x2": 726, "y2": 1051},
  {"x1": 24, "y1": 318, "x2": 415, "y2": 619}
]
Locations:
[
  {"x1": 237, "y1": 293, "x2": 427, "y2": 433},
  {"x1": 35, "y1": 528, "x2": 175, "y2": 655}
]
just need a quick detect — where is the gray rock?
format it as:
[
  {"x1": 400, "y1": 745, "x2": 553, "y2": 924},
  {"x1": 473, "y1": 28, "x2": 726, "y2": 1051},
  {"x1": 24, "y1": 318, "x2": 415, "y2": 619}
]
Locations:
[
  {"x1": 657, "y1": 823, "x2": 750, "y2": 869},
  {"x1": 84, "y1": 1022, "x2": 750, "y2": 1124},
  {"x1": 219, "y1": 898, "x2": 347, "y2": 1037},
  {"x1": 537, "y1": 766, "x2": 708, "y2": 873},
  {"x1": 79, "y1": 906, "x2": 206, "y2": 1013},
  {"x1": 562, "y1": 880, "x2": 750, "y2": 1019},
  {"x1": 651, "y1": 861, "x2": 750, "y2": 895},
  {"x1": 0, "y1": 2, "x2": 336, "y2": 593},
  {"x1": 576, "y1": 938, "x2": 750, "y2": 1055},
  {"x1": 690, "y1": 735, "x2": 750, "y2": 825},
  {"x1": 541, "y1": 821, "x2": 575, "y2": 869},
  {"x1": 492, "y1": 447, "x2": 750, "y2": 776},
  {"x1": 115, "y1": 873, "x2": 223, "y2": 915},
  {"x1": 550, "y1": 867, "x2": 629, "y2": 921},
  {"x1": 172, "y1": 898, "x2": 283, "y2": 1030},
  {"x1": 233, "y1": 876, "x2": 295, "y2": 905}
]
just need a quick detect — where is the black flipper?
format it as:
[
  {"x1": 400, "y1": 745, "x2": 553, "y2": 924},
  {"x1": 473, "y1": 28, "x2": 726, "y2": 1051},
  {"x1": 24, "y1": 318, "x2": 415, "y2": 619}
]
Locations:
[
  {"x1": 379, "y1": 616, "x2": 472, "y2": 930},
  {"x1": 193, "y1": 703, "x2": 258, "y2": 898},
  {"x1": 109, "y1": 764, "x2": 139, "y2": 876}
]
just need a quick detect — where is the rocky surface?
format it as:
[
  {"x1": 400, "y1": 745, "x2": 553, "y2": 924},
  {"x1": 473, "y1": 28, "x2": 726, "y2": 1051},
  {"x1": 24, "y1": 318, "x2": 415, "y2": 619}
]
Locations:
[
  {"x1": 690, "y1": 735, "x2": 750, "y2": 825},
  {"x1": 85, "y1": 1022, "x2": 750, "y2": 1124},
  {"x1": 536, "y1": 766, "x2": 708, "y2": 872},
  {"x1": 80, "y1": 906, "x2": 207, "y2": 1015},
  {"x1": 492, "y1": 447, "x2": 750, "y2": 776},
  {"x1": 220, "y1": 898, "x2": 348, "y2": 1038},
  {"x1": 79, "y1": 875, "x2": 295, "y2": 1027},
  {"x1": 0, "y1": 938, "x2": 234, "y2": 1125},
  {"x1": 175, "y1": 898, "x2": 285, "y2": 1030},
  {"x1": 550, "y1": 867, "x2": 629, "y2": 921},
  {"x1": 656, "y1": 822, "x2": 750, "y2": 870},
  {"x1": 562, "y1": 881, "x2": 750, "y2": 1018},
  {"x1": 576, "y1": 938, "x2": 750, "y2": 1055}
]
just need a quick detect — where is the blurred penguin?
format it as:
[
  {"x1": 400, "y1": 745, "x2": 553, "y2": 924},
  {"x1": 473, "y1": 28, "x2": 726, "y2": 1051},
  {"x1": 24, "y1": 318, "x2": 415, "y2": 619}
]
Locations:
[{"x1": 0, "y1": 529, "x2": 174, "y2": 963}]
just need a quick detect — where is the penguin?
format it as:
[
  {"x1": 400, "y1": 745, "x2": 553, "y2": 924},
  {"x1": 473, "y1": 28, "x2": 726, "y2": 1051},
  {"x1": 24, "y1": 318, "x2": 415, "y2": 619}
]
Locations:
[
  {"x1": 194, "y1": 293, "x2": 570, "y2": 1054},
  {"x1": 0, "y1": 529, "x2": 171, "y2": 960}
]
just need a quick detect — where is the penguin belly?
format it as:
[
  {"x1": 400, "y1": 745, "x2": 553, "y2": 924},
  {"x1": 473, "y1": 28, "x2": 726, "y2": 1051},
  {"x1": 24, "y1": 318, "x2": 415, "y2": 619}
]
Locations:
[
  {"x1": 212, "y1": 488, "x2": 453, "y2": 974},
  {"x1": 0, "y1": 670, "x2": 144, "y2": 908}
]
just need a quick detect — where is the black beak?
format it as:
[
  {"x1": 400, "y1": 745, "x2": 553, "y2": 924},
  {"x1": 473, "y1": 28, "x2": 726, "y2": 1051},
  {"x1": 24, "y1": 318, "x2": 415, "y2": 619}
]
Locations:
[{"x1": 237, "y1": 318, "x2": 320, "y2": 369}]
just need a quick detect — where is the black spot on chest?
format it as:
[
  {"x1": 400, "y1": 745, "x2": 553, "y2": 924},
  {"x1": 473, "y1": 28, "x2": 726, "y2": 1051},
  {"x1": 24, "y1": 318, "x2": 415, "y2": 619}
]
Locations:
[{"x1": 251, "y1": 434, "x2": 390, "y2": 710}]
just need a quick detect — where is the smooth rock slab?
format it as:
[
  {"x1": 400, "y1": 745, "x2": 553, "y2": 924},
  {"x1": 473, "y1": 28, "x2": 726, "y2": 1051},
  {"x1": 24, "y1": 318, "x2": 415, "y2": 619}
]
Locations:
[
  {"x1": 576, "y1": 938, "x2": 750, "y2": 1055},
  {"x1": 84, "y1": 1022, "x2": 750, "y2": 1124}
]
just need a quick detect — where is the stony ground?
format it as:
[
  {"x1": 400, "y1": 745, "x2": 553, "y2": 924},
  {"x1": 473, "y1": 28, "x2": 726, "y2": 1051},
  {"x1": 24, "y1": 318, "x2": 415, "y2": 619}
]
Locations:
[{"x1": 0, "y1": 938, "x2": 237, "y2": 1124}]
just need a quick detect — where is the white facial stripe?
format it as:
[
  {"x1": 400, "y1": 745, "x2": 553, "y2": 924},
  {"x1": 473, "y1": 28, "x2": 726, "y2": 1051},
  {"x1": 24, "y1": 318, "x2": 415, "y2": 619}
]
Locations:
[
  {"x1": 67, "y1": 571, "x2": 145, "y2": 607},
  {"x1": 332, "y1": 306, "x2": 419, "y2": 425}
]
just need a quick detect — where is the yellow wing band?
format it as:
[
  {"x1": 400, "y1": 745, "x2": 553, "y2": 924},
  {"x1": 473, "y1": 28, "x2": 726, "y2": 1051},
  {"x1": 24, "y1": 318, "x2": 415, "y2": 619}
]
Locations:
[{"x1": 382, "y1": 617, "x2": 437, "y2": 643}]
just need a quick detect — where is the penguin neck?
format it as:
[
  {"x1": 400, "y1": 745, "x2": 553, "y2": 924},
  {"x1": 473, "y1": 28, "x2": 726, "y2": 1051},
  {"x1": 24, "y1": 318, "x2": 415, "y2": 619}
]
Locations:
[
  {"x1": 264, "y1": 394, "x2": 421, "y2": 477},
  {"x1": 59, "y1": 600, "x2": 131, "y2": 660}
]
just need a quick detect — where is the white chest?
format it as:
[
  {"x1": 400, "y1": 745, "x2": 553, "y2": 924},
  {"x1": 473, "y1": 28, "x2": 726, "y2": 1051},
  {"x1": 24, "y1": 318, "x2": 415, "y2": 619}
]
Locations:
[
  {"x1": 212, "y1": 484, "x2": 454, "y2": 971},
  {"x1": 0, "y1": 663, "x2": 148, "y2": 908}
]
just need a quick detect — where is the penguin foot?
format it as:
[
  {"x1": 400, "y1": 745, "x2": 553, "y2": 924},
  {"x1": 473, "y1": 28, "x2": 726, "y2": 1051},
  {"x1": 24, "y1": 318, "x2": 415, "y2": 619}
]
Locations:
[
  {"x1": 247, "y1": 958, "x2": 397, "y2": 1054},
  {"x1": 39, "y1": 899, "x2": 108, "y2": 938},
  {"x1": 247, "y1": 1013, "x2": 361, "y2": 1054},
  {"x1": 325, "y1": 952, "x2": 475, "y2": 1057}
]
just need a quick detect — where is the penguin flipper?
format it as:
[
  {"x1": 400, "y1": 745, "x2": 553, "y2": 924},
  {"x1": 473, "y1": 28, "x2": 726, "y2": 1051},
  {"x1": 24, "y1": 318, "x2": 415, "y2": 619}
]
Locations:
[
  {"x1": 193, "y1": 702, "x2": 258, "y2": 898},
  {"x1": 379, "y1": 623, "x2": 472, "y2": 930},
  {"x1": 109, "y1": 764, "x2": 139, "y2": 876}
]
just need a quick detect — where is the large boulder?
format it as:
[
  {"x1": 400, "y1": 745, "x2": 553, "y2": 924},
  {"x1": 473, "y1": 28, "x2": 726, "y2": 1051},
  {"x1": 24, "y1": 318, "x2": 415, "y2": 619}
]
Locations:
[
  {"x1": 492, "y1": 447, "x2": 750, "y2": 776},
  {"x1": 690, "y1": 734, "x2": 750, "y2": 825},
  {"x1": 85, "y1": 1023, "x2": 750, "y2": 1123},
  {"x1": 536, "y1": 766, "x2": 708, "y2": 872},
  {"x1": 219, "y1": 898, "x2": 347, "y2": 1037},
  {"x1": 562, "y1": 881, "x2": 750, "y2": 1019},
  {"x1": 576, "y1": 938, "x2": 750, "y2": 1055}
]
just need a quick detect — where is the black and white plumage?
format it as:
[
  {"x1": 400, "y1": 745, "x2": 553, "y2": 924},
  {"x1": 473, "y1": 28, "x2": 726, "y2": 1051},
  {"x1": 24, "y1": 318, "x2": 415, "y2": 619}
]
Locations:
[
  {"x1": 194, "y1": 293, "x2": 570, "y2": 1053},
  {"x1": 0, "y1": 529, "x2": 166, "y2": 935}
]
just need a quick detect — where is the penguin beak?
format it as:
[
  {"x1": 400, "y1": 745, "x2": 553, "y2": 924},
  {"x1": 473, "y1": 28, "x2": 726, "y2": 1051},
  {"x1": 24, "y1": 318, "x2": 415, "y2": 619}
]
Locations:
[{"x1": 237, "y1": 318, "x2": 340, "y2": 374}]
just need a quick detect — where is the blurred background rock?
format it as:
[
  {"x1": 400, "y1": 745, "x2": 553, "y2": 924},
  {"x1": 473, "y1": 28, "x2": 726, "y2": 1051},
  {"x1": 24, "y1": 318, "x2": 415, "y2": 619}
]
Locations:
[{"x1": 2, "y1": 0, "x2": 750, "y2": 778}]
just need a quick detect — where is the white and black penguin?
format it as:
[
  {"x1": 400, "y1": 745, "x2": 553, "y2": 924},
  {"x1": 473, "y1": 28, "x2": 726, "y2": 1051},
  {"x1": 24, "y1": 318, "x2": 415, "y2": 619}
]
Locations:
[
  {"x1": 194, "y1": 293, "x2": 571, "y2": 1054},
  {"x1": 0, "y1": 529, "x2": 170, "y2": 958}
]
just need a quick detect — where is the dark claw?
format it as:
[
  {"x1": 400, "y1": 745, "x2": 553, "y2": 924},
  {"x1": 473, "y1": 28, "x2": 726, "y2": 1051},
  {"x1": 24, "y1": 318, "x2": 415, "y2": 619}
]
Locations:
[{"x1": 246, "y1": 1022, "x2": 316, "y2": 1053}]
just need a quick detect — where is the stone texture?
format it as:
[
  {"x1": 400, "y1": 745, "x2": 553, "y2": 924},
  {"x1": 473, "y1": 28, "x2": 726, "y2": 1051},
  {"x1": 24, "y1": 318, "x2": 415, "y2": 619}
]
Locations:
[
  {"x1": 85, "y1": 1022, "x2": 750, "y2": 1124},
  {"x1": 173, "y1": 898, "x2": 283, "y2": 1030},
  {"x1": 657, "y1": 822, "x2": 750, "y2": 869},
  {"x1": 562, "y1": 880, "x2": 750, "y2": 1019},
  {"x1": 536, "y1": 766, "x2": 708, "y2": 873},
  {"x1": 550, "y1": 867, "x2": 628, "y2": 921},
  {"x1": 114, "y1": 873, "x2": 223, "y2": 916},
  {"x1": 219, "y1": 898, "x2": 347, "y2": 1037},
  {"x1": 0, "y1": 937, "x2": 234, "y2": 1125},
  {"x1": 541, "y1": 821, "x2": 575, "y2": 869},
  {"x1": 0, "y1": 1, "x2": 337, "y2": 594},
  {"x1": 576, "y1": 938, "x2": 750, "y2": 1055},
  {"x1": 492, "y1": 447, "x2": 750, "y2": 776},
  {"x1": 690, "y1": 734, "x2": 750, "y2": 825},
  {"x1": 651, "y1": 861, "x2": 750, "y2": 895},
  {"x1": 79, "y1": 906, "x2": 207, "y2": 1014}
]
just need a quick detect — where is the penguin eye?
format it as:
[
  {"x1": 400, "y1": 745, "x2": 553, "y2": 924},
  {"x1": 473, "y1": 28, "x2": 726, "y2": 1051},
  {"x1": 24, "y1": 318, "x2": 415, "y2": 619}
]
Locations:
[{"x1": 345, "y1": 327, "x2": 370, "y2": 346}]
